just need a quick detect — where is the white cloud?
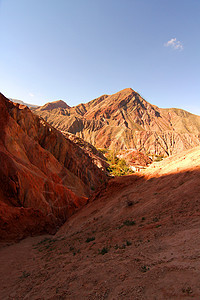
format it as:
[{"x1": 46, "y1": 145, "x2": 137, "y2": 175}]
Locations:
[
  {"x1": 29, "y1": 92, "x2": 34, "y2": 97},
  {"x1": 164, "y1": 38, "x2": 183, "y2": 50}
]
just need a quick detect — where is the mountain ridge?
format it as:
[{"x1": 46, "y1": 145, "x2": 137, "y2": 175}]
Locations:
[
  {"x1": 32, "y1": 88, "x2": 200, "y2": 156},
  {"x1": 9, "y1": 98, "x2": 38, "y2": 108}
]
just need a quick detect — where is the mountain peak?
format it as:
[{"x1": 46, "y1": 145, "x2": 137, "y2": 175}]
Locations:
[
  {"x1": 120, "y1": 88, "x2": 135, "y2": 93},
  {"x1": 113, "y1": 88, "x2": 136, "y2": 96},
  {"x1": 39, "y1": 100, "x2": 70, "y2": 111},
  {"x1": 32, "y1": 89, "x2": 200, "y2": 156}
]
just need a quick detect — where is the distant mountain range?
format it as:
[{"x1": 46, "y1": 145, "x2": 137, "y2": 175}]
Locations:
[
  {"x1": 9, "y1": 98, "x2": 38, "y2": 108},
  {"x1": 32, "y1": 88, "x2": 200, "y2": 156}
]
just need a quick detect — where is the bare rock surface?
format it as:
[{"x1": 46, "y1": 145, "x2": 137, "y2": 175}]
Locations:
[
  {"x1": 0, "y1": 93, "x2": 107, "y2": 241},
  {"x1": 33, "y1": 88, "x2": 200, "y2": 156},
  {"x1": 37, "y1": 100, "x2": 71, "y2": 111}
]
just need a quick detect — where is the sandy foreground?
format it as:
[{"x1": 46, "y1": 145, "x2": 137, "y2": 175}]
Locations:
[{"x1": 1, "y1": 148, "x2": 200, "y2": 299}]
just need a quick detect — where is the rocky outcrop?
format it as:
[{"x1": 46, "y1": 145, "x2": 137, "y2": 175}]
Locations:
[
  {"x1": 33, "y1": 88, "x2": 200, "y2": 156},
  {"x1": 0, "y1": 93, "x2": 107, "y2": 241},
  {"x1": 61, "y1": 131, "x2": 109, "y2": 172}
]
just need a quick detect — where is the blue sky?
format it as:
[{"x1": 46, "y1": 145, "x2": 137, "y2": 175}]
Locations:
[{"x1": 0, "y1": 0, "x2": 200, "y2": 114}]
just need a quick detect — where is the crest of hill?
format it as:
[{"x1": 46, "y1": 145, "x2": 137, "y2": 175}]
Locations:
[
  {"x1": 37, "y1": 100, "x2": 70, "y2": 111},
  {"x1": 144, "y1": 145, "x2": 200, "y2": 176}
]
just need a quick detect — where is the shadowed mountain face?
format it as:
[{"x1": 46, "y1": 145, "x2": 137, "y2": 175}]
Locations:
[
  {"x1": 33, "y1": 88, "x2": 200, "y2": 156},
  {"x1": 0, "y1": 93, "x2": 107, "y2": 241}
]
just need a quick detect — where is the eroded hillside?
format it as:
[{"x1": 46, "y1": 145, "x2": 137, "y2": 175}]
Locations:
[
  {"x1": 0, "y1": 93, "x2": 107, "y2": 241},
  {"x1": 32, "y1": 88, "x2": 200, "y2": 156}
]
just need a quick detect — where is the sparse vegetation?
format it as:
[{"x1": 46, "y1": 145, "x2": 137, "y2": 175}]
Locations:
[
  {"x1": 114, "y1": 241, "x2": 132, "y2": 249},
  {"x1": 126, "y1": 240, "x2": 132, "y2": 246},
  {"x1": 98, "y1": 148, "x2": 107, "y2": 154},
  {"x1": 140, "y1": 265, "x2": 150, "y2": 273},
  {"x1": 33, "y1": 237, "x2": 57, "y2": 252},
  {"x1": 99, "y1": 149, "x2": 134, "y2": 176},
  {"x1": 127, "y1": 200, "x2": 133, "y2": 207},
  {"x1": 117, "y1": 219, "x2": 136, "y2": 229},
  {"x1": 36, "y1": 237, "x2": 52, "y2": 245},
  {"x1": 153, "y1": 216, "x2": 159, "y2": 222},
  {"x1": 107, "y1": 155, "x2": 134, "y2": 176},
  {"x1": 182, "y1": 286, "x2": 193, "y2": 295},
  {"x1": 155, "y1": 224, "x2": 161, "y2": 228},
  {"x1": 69, "y1": 246, "x2": 80, "y2": 256},
  {"x1": 153, "y1": 154, "x2": 164, "y2": 162},
  {"x1": 123, "y1": 219, "x2": 136, "y2": 226},
  {"x1": 85, "y1": 237, "x2": 95, "y2": 243},
  {"x1": 20, "y1": 271, "x2": 30, "y2": 279},
  {"x1": 99, "y1": 247, "x2": 108, "y2": 255}
]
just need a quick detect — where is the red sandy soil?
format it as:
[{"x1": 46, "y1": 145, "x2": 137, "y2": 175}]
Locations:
[{"x1": 0, "y1": 147, "x2": 200, "y2": 299}]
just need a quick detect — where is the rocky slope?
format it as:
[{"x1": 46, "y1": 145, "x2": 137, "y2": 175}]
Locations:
[
  {"x1": 61, "y1": 131, "x2": 109, "y2": 172},
  {"x1": 33, "y1": 88, "x2": 200, "y2": 156},
  {"x1": 1, "y1": 146, "x2": 200, "y2": 299},
  {"x1": 0, "y1": 93, "x2": 107, "y2": 241}
]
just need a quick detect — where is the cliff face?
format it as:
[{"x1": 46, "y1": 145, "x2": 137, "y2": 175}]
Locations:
[
  {"x1": 33, "y1": 88, "x2": 200, "y2": 156},
  {"x1": 0, "y1": 93, "x2": 107, "y2": 241}
]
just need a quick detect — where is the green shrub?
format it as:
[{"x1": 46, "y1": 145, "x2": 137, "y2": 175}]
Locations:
[
  {"x1": 126, "y1": 240, "x2": 132, "y2": 246},
  {"x1": 98, "y1": 148, "x2": 108, "y2": 154},
  {"x1": 99, "y1": 247, "x2": 108, "y2": 255},
  {"x1": 123, "y1": 220, "x2": 136, "y2": 226},
  {"x1": 85, "y1": 237, "x2": 95, "y2": 243},
  {"x1": 20, "y1": 271, "x2": 30, "y2": 279},
  {"x1": 140, "y1": 265, "x2": 150, "y2": 272}
]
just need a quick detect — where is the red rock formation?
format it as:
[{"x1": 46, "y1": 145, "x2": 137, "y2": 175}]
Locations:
[
  {"x1": 33, "y1": 88, "x2": 200, "y2": 156},
  {"x1": 117, "y1": 149, "x2": 152, "y2": 166},
  {"x1": 0, "y1": 93, "x2": 107, "y2": 241},
  {"x1": 61, "y1": 131, "x2": 109, "y2": 172},
  {"x1": 37, "y1": 100, "x2": 70, "y2": 111}
]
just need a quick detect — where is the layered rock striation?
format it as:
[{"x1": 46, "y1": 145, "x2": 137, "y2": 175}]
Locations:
[
  {"x1": 33, "y1": 88, "x2": 200, "y2": 156},
  {"x1": 0, "y1": 93, "x2": 107, "y2": 241}
]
